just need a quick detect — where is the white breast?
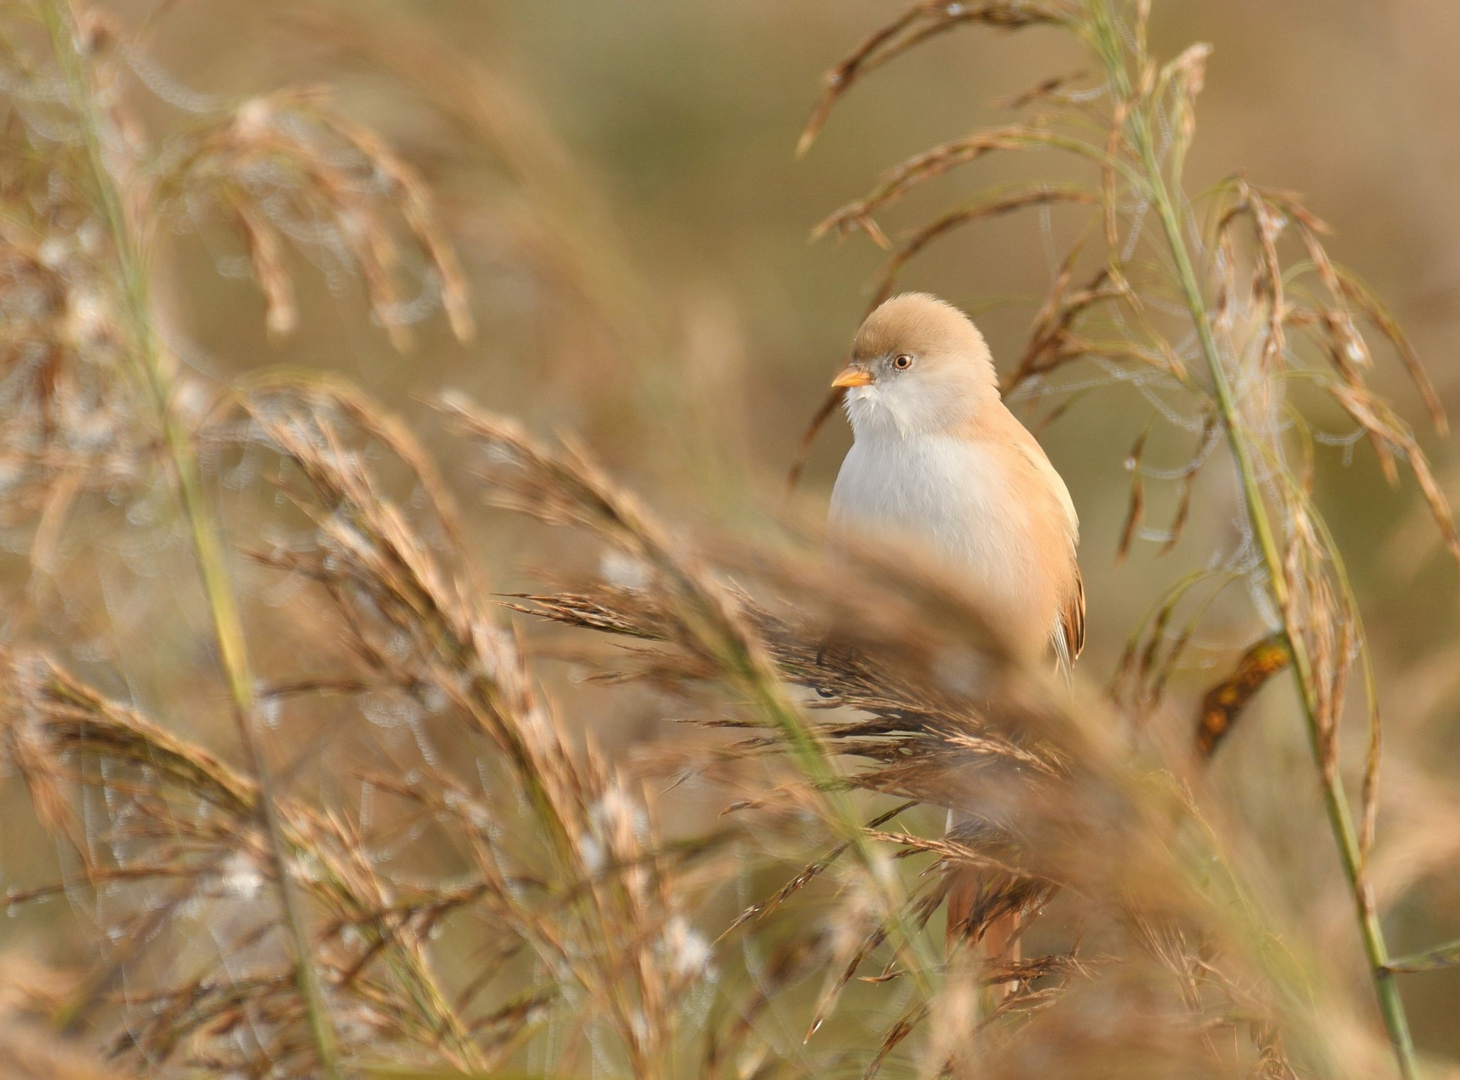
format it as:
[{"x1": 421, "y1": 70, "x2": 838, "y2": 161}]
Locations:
[{"x1": 829, "y1": 429, "x2": 1052, "y2": 644}]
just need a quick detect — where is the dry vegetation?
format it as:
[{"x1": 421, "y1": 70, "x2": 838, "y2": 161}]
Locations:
[{"x1": 0, "y1": 2, "x2": 1457, "y2": 1079}]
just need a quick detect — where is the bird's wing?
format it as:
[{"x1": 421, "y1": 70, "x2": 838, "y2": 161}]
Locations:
[
  {"x1": 1004, "y1": 418, "x2": 1084, "y2": 667},
  {"x1": 1009, "y1": 424, "x2": 1078, "y2": 544},
  {"x1": 1061, "y1": 561, "x2": 1085, "y2": 664}
]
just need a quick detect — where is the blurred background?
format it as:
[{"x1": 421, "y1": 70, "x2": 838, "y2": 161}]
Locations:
[{"x1": 6, "y1": 0, "x2": 1460, "y2": 1065}]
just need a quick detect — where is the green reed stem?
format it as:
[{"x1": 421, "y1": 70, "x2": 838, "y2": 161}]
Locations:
[
  {"x1": 40, "y1": 6, "x2": 342, "y2": 1075},
  {"x1": 708, "y1": 621, "x2": 944, "y2": 1000},
  {"x1": 1087, "y1": 6, "x2": 1416, "y2": 1074},
  {"x1": 447, "y1": 403, "x2": 946, "y2": 1009}
]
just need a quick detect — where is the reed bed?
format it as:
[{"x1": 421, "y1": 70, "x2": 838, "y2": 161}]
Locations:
[{"x1": 0, "y1": 2, "x2": 1456, "y2": 1079}]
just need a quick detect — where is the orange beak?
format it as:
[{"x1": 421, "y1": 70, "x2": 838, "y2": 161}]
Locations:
[{"x1": 830, "y1": 365, "x2": 873, "y2": 389}]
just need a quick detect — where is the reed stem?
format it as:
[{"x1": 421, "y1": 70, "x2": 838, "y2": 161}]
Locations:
[
  {"x1": 1090, "y1": 5, "x2": 1417, "y2": 1072},
  {"x1": 40, "y1": 6, "x2": 342, "y2": 1075}
]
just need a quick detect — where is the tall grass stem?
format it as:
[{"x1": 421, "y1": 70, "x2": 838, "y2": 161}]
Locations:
[
  {"x1": 1089, "y1": 4, "x2": 1417, "y2": 1072},
  {"x1": 39, "y1": 5, "x2": 343, "y2": 1076}
]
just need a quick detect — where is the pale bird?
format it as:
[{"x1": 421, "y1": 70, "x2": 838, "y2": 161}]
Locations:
[{"x1": 825, "y1": 292, "x2": 1083, "y2": 956}]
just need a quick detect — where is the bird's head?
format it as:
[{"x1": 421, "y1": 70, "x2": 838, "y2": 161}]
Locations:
[{"x1": 831, "y1": 293, "x2": 999, "y2": 439}]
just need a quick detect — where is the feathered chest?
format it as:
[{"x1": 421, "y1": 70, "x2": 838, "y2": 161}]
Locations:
[
  {"x1": 830, "y1": 432, "x2": 1026, "y2": 565},
  {"x1": 828, "y1": 429, "x2": 1071, "y2": 644}
]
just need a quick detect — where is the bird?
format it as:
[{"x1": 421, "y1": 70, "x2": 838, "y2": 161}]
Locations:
[{"x1": 824, "y1": 291, "x2": 1083, "y2": 967}]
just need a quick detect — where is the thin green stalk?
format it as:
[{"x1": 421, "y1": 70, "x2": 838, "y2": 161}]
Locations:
[
  {"x1": 450, "y1": 406, "x2": 945, "y2": 1006},
  {"x1": 40, "y1": 6, "x2": 342, "y2": 1075},
  {"x1": 1088, "y1": 6, "x2": 1417, "y2": 1073},
  {"x1": 600, "y1": 492, "x2": 946, "y2": 1001},
  {"x1": 721, "y1": 632, "x2": 944, "y2": 1000}
]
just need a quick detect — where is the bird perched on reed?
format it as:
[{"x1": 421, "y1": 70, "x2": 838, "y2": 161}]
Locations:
[{"x1": 825, "y1": 292, "x2": 1083, "y2": 960}]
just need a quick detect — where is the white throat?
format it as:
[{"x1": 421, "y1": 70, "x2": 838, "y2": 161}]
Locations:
[{"x1": 842, "y1": 382, "x2": 944, "y2": 439}]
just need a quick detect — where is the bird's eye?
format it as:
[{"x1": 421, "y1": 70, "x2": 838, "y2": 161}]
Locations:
[{"x1": 892, "y1": 353, "x2": 913, "y2": 370}]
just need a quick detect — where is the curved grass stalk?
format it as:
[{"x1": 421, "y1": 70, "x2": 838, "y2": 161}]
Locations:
[
  {"x1": 24, "y1": 658, "x2": 486, "y2": 1069},
  {"x1": 39, "y1": 5, "x2": 342, "y2": 1076},
  {"x1": 443, "y1": 401, "x2": 944, "y2": 1006},
  {"x1": 1085, "y1": 4, "x2": 1417, "y2": 1074}
]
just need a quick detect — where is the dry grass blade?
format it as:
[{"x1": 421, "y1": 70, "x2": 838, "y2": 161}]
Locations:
[
  {"x1": 798, "y1": 1, "x2": 1076, "y2": 156},
  {"x1": 0, "y1": 649, "x2": 485, "y2": 1073},
  {"x1": 233, "y1": 384, "x2": 724, "y2": 1078},
  {"x1": 869, "y1": 182, "x2": 1098, "y2": 307},
  {"x1": 298, "y1": 3, "x2": 657, "y2": 361},
  {"x1": 1159, "y1": 413, "x2": 1217, "y2": 556},
  {"x1": 1327, "y1": 384, "x2": 1460, "y2": 572},
  {"x1": 1005, "y1": 262, "x2": 1131, "y2": 392},
  {"x1": 1382, "y1": 938, "x2": 1460, "y2": 974},
  {"x1": 1333, "y1": 268, "x2": 1447, "y2": 436},
  {"x1": 812, "y1": 127, "x2": 1085, "y2": 244},
  {"x1": 1116, "y1": 423, "x2": 1149, "y2": 565},
  {"x1": 992, "y1": 70, "x2": 1091, "y2": 110},
  {"x1": 1213, "y1": 178, "x2": 1288, "y2": 372},
  {"x1": 155, "y1": 88, "x2": 475, "y2": 349},
  {"x1": 716, "y1": 801, "x2": 917, "y2": 940},
  {"x1": 441, "y1": 394, "x2": 952, "y2": 992},
  {"x1": 862, "y1": 1001, "x2": 928, "y2": 1080}
]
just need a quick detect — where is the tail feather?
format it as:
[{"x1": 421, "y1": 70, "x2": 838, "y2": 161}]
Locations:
[{"x1": 946, "y1": 867, "x2": 1031, "y2": 1003}]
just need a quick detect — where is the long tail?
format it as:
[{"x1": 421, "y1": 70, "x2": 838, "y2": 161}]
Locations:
[{"x1": 946, "y1": 867, "x2": 1024, "y2": 1000}]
